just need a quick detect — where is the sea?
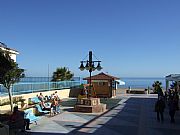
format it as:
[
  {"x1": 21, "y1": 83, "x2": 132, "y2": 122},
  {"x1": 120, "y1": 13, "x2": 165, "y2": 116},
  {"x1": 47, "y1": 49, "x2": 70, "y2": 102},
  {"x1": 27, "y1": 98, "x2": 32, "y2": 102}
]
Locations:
[
  {"x1": 19, "y1": 77, "x2": 166, "y2": 89},
  {"x1": 118, "y1": 77, "x2": 166, "y2": 89},
  {"x1": 19, "y1": 77, "x2": 81, "y2": 82}
]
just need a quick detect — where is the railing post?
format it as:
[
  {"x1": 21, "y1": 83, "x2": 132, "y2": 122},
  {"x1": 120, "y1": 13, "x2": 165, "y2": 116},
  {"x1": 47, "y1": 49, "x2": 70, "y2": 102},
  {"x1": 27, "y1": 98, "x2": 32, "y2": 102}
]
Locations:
[
  {"x1": 48, "y1": 81, "x2": 50, "y2": 91},
  {"x1": 31, "y1": 83, "x2": 33, "y2": 93}
]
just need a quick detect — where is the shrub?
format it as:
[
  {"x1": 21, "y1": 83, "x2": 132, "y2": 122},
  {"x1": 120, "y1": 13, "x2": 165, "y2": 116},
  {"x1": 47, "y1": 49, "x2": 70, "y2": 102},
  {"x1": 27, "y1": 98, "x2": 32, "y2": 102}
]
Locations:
[{"x1": 0, "y1": 96, "x2": 23, "y2": 106}]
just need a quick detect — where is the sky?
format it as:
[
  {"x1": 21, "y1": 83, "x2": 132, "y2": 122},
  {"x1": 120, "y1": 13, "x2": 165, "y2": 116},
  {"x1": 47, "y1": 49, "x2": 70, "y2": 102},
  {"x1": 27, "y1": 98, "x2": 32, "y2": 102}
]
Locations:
[{"x1": 0, "y1": 0, "x2": 180, "y2": 78}]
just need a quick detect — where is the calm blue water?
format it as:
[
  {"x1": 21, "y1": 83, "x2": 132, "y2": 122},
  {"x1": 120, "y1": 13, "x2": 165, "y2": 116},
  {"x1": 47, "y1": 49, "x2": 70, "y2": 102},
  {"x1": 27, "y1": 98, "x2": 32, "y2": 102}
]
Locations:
[
  {"x1": 118, "y1": 77, "x2": 166, "y2": 89},
  {"x1": 20, "y1": 77, "x2": 81, "y2": 82},
  {"x1": 19, "y1": 77, "x2": 166, "y2": 89}
]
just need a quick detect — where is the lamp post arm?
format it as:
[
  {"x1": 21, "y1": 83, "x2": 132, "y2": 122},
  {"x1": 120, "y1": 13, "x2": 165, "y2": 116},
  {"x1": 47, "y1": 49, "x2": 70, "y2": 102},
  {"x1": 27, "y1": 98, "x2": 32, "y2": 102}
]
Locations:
[
  {"x1": 79, "y1": 51, "x2": 102, "y2": 98},
  {"x1": 81, "y1": 60, "x2": 101, "y2": 63}
]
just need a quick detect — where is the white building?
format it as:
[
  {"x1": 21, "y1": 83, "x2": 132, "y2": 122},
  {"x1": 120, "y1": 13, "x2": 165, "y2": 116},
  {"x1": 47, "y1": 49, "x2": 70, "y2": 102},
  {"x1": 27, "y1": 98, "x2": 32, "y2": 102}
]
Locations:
[
  {"x1": 165, "y1": 74, "x2": 180, "y2": 92},
  {"x1": 0, "y1": 42, "x2": 19, "y2": 62}
]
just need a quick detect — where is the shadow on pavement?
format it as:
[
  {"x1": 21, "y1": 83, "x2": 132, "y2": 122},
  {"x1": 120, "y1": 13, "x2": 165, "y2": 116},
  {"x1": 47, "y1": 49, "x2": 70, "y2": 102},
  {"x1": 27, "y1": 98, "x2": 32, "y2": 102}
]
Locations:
[{"x1": 30, "y1": 96, "x2": 180, "y2": 135}]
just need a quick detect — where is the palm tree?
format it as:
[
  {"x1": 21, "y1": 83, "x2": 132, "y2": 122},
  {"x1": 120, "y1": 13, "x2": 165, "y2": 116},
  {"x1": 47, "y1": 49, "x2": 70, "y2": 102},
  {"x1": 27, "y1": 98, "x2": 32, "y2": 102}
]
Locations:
[
  {"x1": 152, "y1": 81, "x2": 163, "y2": 96},
  {"x1": 51, "y1": 67, "x2": 74, "y2": 81},
  {"x1": 0, "y1": 48, "x2": 24, "y2": 112}
]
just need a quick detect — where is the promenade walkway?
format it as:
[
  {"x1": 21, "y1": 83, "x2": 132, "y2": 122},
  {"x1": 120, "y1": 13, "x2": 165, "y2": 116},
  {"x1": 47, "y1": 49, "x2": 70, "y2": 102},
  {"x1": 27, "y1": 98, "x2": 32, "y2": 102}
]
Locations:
[{"x1": 29, "y1": 94, "x2": 180, "y2": 135}]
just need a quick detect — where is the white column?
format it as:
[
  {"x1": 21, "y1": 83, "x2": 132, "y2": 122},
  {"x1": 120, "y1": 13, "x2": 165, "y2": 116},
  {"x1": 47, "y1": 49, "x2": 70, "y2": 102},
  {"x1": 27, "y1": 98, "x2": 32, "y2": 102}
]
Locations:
[{"x1": 166, "y1": 79, "x2": 169, "y2": 91}]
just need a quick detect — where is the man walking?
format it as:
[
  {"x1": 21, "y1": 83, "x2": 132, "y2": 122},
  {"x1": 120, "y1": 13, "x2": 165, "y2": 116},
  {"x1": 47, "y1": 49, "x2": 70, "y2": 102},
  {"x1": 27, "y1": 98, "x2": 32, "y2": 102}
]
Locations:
[
  {"x1": 168, "y1": 96, "x2": 177, "y2": 123},
  {"x1": 155, "y1": 96, "x2": 165, "y2": 122}
]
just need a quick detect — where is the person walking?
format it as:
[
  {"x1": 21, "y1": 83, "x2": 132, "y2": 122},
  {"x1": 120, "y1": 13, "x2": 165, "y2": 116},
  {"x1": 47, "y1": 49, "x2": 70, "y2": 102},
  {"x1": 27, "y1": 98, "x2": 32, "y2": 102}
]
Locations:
[
  {"x1": 155, "y1": 96, "x2": 165, "y2": 122},
  {"x1": 168, "y1": 96, "x2": 177, "y2": 123},
  {"x1": 173, "y1": 92, "x2": 179, "y2": 111}
]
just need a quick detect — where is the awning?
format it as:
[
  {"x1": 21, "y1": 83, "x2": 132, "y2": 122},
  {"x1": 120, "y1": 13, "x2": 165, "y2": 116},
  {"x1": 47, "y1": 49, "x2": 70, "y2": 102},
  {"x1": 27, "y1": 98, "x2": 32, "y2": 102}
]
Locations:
[
  {"x1": 116, "y1": 80, "x2": 125, "y2": 85},
  {"x1": 166, "y1": 74, "x2": 180, "y2": 82}
]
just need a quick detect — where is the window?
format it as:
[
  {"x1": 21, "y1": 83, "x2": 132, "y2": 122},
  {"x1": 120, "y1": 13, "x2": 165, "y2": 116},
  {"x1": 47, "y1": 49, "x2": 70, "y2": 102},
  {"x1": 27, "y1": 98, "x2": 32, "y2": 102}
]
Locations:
[{"x1": 98, "y1": 82, "x2": 105, "y2": 86}]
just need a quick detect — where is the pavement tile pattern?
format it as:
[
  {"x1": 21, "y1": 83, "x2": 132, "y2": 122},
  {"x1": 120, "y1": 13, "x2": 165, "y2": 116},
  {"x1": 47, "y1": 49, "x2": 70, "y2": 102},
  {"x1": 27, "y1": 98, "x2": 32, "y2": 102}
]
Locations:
[{"x1": 29, "y1": 94, "x2": 180, "y2": 135}]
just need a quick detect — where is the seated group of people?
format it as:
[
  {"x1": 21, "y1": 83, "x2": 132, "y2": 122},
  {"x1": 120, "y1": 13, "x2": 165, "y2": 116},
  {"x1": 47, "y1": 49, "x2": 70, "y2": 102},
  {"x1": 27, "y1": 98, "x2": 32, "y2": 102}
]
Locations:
[
  {"x1": 7, "y1": 91, "x2": 62, "y2": 132},
  {"x1": 37, "y1": 91, "x2": 61, "y2": 115}
]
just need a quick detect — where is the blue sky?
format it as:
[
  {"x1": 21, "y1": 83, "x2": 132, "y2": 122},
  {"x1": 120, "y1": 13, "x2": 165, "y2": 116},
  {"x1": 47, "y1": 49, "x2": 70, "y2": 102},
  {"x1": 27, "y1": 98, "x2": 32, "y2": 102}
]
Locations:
[{"x1": 0, "y1": 0, "x2": 180, "y2": 78}]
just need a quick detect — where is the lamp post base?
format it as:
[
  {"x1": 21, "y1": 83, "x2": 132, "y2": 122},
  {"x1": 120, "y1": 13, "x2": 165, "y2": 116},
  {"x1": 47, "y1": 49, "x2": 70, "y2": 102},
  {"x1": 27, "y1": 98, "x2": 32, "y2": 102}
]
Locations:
[{"x1": 74, "y1": 98, "x2": 106, "y2": 113}]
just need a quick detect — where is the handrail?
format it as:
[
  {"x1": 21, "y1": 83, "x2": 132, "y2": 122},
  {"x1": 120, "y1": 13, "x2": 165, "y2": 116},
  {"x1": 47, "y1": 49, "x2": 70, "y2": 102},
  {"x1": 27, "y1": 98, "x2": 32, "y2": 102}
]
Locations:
[{"x1": 0, "y1": 81, "x2": 81, "y2": 96}]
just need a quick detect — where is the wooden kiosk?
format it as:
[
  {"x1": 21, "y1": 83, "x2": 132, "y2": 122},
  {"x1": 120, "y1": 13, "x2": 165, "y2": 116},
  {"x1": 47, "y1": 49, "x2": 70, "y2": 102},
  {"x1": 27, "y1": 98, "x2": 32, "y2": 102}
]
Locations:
[
  {"x1": 83, "y1": 72, "x2": 120, "y2": 98},
  {"x1": 74, "y1": 72, "x2": 120, "y2": 113},
  {"x1": 75, "y1": 51, "x2": 119, "y2": 113}
]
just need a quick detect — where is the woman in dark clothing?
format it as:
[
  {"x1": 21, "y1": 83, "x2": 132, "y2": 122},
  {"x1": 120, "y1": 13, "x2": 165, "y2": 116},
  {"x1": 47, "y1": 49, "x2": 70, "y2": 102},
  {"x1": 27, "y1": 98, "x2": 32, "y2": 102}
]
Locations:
[
  {"x1": 155, "y1": 96, "x2": 165, "y2": 122},
  {"x1": 168, "y1": 97, "x2": 177, "y2": 123}
]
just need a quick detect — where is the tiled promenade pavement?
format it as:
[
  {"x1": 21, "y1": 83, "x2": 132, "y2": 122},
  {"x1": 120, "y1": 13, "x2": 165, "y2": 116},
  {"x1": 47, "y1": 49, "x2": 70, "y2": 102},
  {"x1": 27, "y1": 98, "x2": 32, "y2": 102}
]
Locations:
[{"x1": 29, "y1": 94, "x2": 180, "y2": 135}]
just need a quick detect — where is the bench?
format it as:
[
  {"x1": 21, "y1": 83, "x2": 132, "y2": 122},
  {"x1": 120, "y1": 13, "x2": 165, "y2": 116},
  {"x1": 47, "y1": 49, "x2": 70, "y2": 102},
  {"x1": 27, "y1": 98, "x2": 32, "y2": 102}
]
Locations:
[
  {"x1": 127, "y1": 90, "x2": 146, "y2": 94},
  {"x1": 28, "y1": 97, "x2": 41, "y2": 105},
  {"x1": 24, "y1": 109, "x2": 40, "y2": 125},
  {"x1": 35, "y1": 104, "x2": 50, "y2": 115}
]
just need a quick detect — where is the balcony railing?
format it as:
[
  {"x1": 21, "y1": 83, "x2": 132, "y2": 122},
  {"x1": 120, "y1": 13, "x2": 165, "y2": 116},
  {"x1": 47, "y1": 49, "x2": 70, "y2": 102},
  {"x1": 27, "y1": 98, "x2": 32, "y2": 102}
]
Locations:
[{"x1": 0, "y1": 81, "x2": 81, "y2": 96}]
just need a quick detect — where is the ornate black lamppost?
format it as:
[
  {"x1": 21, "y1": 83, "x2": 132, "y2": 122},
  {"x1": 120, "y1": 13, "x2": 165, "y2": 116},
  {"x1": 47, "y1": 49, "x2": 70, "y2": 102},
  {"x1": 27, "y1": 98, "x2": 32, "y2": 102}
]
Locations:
[{"x1": 79, "y1": 51, "x2": 102, "y2": 97}]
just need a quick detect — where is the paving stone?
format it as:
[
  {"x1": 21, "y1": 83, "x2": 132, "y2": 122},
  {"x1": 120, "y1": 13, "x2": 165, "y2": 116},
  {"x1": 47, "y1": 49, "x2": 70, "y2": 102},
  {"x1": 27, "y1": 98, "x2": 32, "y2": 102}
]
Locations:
[{"x1": 29, "y1": 94, "x2": 180, "y2": 135}]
